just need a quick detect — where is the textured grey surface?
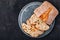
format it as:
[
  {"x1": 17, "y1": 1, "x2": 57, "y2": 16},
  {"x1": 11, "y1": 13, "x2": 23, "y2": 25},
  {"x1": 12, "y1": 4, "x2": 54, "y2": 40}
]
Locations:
[{"x1": 0, "y1": 0, "x2": 60, "y2": 40}]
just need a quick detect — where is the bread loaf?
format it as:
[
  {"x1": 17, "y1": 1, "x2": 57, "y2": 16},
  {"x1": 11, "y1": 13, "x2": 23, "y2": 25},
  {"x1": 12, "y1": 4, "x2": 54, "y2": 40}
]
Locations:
[{"x1": 34, "y1": 1, "x2": 59, "y2": 25}]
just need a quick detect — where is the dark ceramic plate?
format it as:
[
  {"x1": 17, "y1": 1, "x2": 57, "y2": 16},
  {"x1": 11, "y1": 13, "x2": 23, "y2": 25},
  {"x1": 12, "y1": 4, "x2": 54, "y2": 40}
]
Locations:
[{"x1": 18, "y1": 2, "x2": 55, "y2": 38}]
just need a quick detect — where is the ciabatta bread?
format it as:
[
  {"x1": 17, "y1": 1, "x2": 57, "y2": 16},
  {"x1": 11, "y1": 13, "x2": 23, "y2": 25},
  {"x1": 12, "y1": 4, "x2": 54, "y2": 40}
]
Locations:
[{"x1": 34, "y1": 1, "x2": 59, "y2": 25}]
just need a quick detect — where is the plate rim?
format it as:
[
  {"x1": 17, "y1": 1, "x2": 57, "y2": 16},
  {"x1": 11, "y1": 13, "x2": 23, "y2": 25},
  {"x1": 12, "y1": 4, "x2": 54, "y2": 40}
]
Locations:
[{"x1": 18, "y1": 2, "x2": 55, "y2": 38}]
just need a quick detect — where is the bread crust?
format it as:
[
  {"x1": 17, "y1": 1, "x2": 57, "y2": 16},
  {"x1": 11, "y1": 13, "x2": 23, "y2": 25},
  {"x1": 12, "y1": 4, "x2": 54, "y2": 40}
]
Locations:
[{"x1": 34, "y1": 1, "x2": 59, "y2": 25}]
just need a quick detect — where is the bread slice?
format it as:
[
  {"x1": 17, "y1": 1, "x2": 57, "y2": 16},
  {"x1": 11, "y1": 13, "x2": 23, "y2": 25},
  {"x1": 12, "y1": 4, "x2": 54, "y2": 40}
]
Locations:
[
  {"x1": 29, "y1": 29, "x2": 44, "y2": 37},
  {"x1": 28, "y1": 14, "x2": 49, "y2": 31},
  {"x1": 22, "y1": 14, "x2": 49, "y2": 37},
  {"x1": 34, "y1": 1, "x2": 59, "y2": 25},
  {"x1": 22, "y1": 23, "x2": 44, "y2": 37}
]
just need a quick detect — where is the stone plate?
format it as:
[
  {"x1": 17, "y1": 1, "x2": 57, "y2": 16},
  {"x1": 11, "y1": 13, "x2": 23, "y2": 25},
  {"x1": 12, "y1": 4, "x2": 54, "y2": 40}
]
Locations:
[{"x1": 18, "y1": 2, "x2": 55, "y2": 38}]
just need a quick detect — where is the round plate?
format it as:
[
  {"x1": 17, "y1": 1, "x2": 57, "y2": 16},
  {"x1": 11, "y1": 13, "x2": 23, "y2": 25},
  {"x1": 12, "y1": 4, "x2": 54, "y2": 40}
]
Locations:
[{"x1": 18, "y1": 2, "x2": 55, "y2": 38}]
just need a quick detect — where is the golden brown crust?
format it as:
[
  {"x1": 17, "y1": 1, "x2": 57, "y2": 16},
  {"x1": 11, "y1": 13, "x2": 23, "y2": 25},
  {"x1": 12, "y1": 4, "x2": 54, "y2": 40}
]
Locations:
[
  {"x1": 46, "y1": 6, "x2": 58, "y2": 25},
  {"x1": 34, "y1": 1, "x2": 59, "y2": 25}
]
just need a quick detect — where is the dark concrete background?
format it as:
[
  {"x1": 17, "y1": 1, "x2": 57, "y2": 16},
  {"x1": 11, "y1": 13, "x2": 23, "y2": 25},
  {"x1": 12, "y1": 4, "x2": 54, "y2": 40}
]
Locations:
[{"x1": 0, "y1": 0, "x2": 60, "y2": 40}]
